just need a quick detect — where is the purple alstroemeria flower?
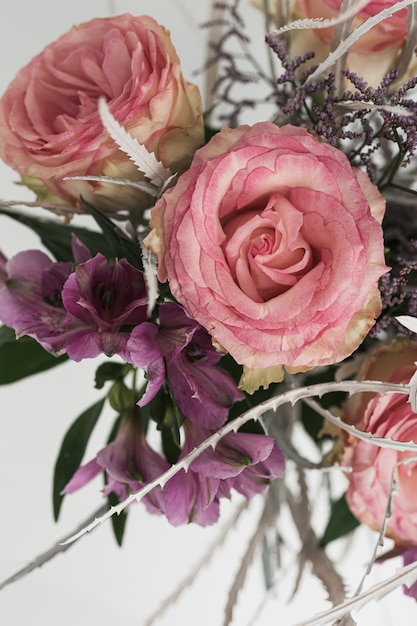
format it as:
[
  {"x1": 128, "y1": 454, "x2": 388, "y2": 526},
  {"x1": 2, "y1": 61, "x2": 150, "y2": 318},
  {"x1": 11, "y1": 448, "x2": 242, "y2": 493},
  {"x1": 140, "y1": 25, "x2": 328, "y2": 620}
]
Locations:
[
  {"x1": 61, "y1": 253, "x2": 148, "y2": 361},
  {"x1": 63, "y1": 408, "x2": 169, "y2": 515},
  {"x1": 0, "y1": 249, "x2": 79, "y2": 353},
  {"x1": 163, "y1": 469, "x2": 221, "y2": 526},
  {"x1": 163, "y1": 421, "x2": 285, "y2": 526},
  {"x1": 0, "y1": 235, "x2": 92, "y2": 353},
  {"x1": 127, "y1": 302, "x2": 244, "y2": 429},
  {"x1": 187, "y1": 421, "x2": 285, "y2": 497}
]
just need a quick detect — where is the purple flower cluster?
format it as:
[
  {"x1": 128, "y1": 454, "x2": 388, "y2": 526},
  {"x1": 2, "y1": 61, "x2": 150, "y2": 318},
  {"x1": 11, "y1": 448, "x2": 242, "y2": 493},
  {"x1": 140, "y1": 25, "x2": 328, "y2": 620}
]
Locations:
[
  {"x1": 0, "y1": 236, "x2": 148, "y2": 359},
  {"x1": 64, "y1": 408, "x2": 284, "y2": 526},
  {"x1": 0, "y1": 241, "x2": 284, "y2": 525}
]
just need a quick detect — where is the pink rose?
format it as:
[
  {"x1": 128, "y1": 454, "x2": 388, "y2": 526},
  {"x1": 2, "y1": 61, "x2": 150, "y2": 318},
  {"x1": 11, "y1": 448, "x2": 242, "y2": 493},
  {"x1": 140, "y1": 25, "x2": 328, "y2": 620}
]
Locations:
[
  {"x1": 343, "y1": 341, "x2": 417, "y2": 545},
  {"x1": 343, "y1": 338, "x2": 417, "y2": 426},
  {"x1": 297, "y1": 1, "x2": 408, "y2": 51},
  {"x1": 290, "y1": 1, "x2": 411, "y2": 86},
  {"x1": 0, "y1": 15, "x2": 204, "y2": 212},
  {"x1": 252, "y1": 0, "x2": 413, "y2": 87},
  {"x1": 145, "y1": 122, "x2": 388, "y2": 372}
]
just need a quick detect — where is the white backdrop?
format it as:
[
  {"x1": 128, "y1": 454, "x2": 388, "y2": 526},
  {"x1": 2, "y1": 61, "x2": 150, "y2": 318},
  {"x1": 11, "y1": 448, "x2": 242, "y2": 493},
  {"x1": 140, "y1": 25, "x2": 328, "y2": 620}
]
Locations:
[{"x1": 0, "y1": 2, "x2": 415, "y2": 625}]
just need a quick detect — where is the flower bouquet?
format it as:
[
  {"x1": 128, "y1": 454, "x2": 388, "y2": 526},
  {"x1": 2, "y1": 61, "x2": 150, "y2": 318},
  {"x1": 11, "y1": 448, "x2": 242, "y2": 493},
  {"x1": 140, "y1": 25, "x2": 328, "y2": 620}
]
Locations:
[{"x1": 2, "y1": 1, "x2": 417, "y2": 624}]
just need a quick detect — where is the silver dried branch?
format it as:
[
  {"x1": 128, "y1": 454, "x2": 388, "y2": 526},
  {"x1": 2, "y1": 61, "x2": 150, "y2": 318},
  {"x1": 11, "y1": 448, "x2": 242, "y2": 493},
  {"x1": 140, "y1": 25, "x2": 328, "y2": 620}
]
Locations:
[
  {"x1": 63, "y1": 175, "x2": 160, "y2": 198},
  {"x1": 336, "y1": 101, "x2": 414, "y2": 116},
  {"x1": 304, "y1": 0, "x2": 417, "y2": 84},
  {"x1": 285, "y1": 486, "x2": 354, "y2": 622},
  {"x1": 62, "y1": 380, "x2": 411, "y2": 544},
  {"x1": 352, "y1": 455, "x2": 417, "y2": 598},
  {"x1": 144, "y1": 499, "x2": 249, "y2": 626},
  {"x1": 0, "y1": 504, "x2": 107, "y2": 591},
  {"x1": 222, "y1": 487, "x2": 280, "y2": 626},
  {"x1": 397, "y1": 3, "x2": 417, "y2": 77},
  {"x1": 303, "y1": 395, "x2": 417, "y2": 452},
  {"x1": 138, "y1": 235, "x2": 159, "y2": 318},
  {"x1": 204, "y1": 0, "x2": 226, "y2": 119},
  {"x1": 0, "y1": 199, "x2": 77, "y2": 214},
  {"x1": 272, "y1": 0, "x2": 373, "y2": 35},
  {"x1": 290, "y1": 559, "x2": 417, "y2": 626}
]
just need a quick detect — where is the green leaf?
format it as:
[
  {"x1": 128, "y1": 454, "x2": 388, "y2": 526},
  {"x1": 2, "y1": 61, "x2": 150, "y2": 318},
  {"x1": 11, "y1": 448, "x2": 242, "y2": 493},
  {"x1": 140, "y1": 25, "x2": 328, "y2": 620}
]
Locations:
[
  {"x1": 94, "y1": 361, "x2": 130, "y2": 389},
  {"x1": 80, "y1": 199, "x2": 143, "y2": 269},
  {"x1": 107, "y1": 491, "x2": 128, "y2": 546},
  {"x1": 0, "y1": 326, "x2": 67, "y2": 384},
  {"x1": 0, "y1": 208, "x2": 116, "y2": 262},
  {"x1": 53, "y1": 397, "x2": 106, "y2": 521},
  {"x1": 320, "y1": 494, "x2": 360, "y2": 547}
]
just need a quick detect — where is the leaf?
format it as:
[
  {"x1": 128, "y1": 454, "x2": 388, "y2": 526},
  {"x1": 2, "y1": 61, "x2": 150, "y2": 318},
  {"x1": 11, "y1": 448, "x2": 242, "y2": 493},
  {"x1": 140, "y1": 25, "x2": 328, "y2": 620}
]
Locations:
[
  {"x1": 396, "y1": 314, "x2": 417, "y2": 334},
  {"x1": 0, "y1": 208, "x2": 114, "y2": 262},
  {"x1": 53, "y1": 397, "x2": 106, "y2": 521},
  {"x1": 98, "y1": 98, "x2": 172, "y2": 187},
  {"x1": 320, "y1": 495, "x2": 360, "y2": 547},
  {"x1": 107, "y1": 492, "x2": 128, "y2": 547},
  {"x1": 94, "y1": 361, "x2": 130, "y2": 389},
  {"x1": 0, "y1": 326, "x2": 67, "y2": 384},
  {"x1": 80, "y1": 199, "x2": 143, "y2": 269}
]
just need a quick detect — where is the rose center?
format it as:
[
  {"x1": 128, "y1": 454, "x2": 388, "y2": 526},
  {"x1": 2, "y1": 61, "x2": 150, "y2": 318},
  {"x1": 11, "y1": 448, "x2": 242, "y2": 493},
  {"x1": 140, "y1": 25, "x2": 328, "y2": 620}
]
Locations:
[{"x1": 221, "y1": 195, "x2": 313, "y2": 303}]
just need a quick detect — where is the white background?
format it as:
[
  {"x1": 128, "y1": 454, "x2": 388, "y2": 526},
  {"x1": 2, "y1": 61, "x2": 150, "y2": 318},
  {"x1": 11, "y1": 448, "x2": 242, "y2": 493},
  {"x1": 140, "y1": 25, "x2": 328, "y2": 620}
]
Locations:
[{"x1": 0, "y1": 2, "x2": 415, "y2": 625}]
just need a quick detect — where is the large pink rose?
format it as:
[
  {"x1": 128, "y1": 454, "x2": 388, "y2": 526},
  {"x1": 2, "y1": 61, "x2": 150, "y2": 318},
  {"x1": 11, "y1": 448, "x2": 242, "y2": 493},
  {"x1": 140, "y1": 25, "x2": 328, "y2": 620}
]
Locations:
[
  {"x1": 0, "y1": 15, "x2": 204, "y2": 212},
  {"x1": 343, "y1": 342, "x2": 417, "y2": 545},
  {"x1": 290, "y1": 0, "x2": 411, "y2": 86},
  {"x1": 145, "y1": 122, "x2": 388, "y2": 372}
]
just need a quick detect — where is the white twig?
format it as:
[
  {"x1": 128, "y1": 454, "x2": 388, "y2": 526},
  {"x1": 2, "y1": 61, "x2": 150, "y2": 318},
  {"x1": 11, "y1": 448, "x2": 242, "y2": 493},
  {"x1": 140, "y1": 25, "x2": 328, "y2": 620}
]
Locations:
[
  {"x1": 144, "y1": 499, "x2": 249, "y2": 625},
  {"x1": 63, "y1": 175, "x2": 159, "y2": 197},
  {"x1": 138, "y1": 235, "x2": 159, "y2": 318},
  {"x1": 304, "y1": 0, "x2": 417, "y2": 84},
  {"x1": 290, "y1": 559, "x2": 417, "y2": 626},
  {"x1": 61, "y1": 380, "x2": 411, "y2": 544},
  {"x1": 303, "y1": 396, "x2": 417, "y2": 452},
  {"x1": 352, "y1": 455, "x2": 417, "y2": 598},
  {"x1": 0, "y1": 505, "x2": 107, "y2": 591},
  {"x1": 272, "y1": 0, "x2": 373, "y2": 35}
]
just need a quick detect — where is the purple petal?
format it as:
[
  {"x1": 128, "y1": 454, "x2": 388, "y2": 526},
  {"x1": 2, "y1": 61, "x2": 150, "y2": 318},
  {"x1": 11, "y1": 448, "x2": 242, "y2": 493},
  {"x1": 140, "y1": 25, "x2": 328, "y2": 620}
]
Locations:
[
  {"x1": 62, "y1": 458, "x2": 102, "y2": 494},
  {"x1": 164, "y1": 470, "x2": 220, "y2": 526},
  {"x1": 71, "y1": 234, "x2": 91, "y2": 263},
  {"x1": 192, "y1": 433, "x2": 276, "y2": 479},
  {"x1": 65, "y1": 329, "x2": 128, "y2": 361},
  {"x1": 168, "y1": 356, "x2": 244, "y2": 429},
  {"x1": 128, "y1": 322, "x2": 166, "y2": 406}
]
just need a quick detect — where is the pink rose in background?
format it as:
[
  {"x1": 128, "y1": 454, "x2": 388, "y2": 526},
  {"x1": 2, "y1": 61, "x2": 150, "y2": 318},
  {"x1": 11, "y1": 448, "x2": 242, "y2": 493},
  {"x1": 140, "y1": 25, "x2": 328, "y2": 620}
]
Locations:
[
  {"x1": 343, "y1": 338, "x2": 417, "y2": 425},
  {"x1": 343, "y1": 353, "x2": 417, "y2": 546},
  {"x1": 297, "y1": 0, "x2": 408, "y2": 51},
  {"x1": 0, "y1": 14, "x2": 204, "y2": 212},
  {"x1": 290, "y1": 0, "x2": 411, "y2": 86},
  {"x1": 145, "y1": 122, "x2": 388, "y2": 373},
  {"x1": 252, "y1": 0, "x2": 412, "y2": 87}
]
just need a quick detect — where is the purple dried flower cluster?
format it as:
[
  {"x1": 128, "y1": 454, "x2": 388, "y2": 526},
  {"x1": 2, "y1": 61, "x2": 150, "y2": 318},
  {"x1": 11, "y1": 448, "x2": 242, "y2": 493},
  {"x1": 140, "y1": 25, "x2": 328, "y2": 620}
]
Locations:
[
  {"x1": 367, "y1": 203, "x2": 417, "y2": 337},
  {"x1": 265, "y1": 36, "x2": 417, "y2": 188},
  {"x1": 0, "y1": 236, "x2": 284, "y2": 525},
  {"x1": 202, "y1": 0, "x2": 279, "y2": 127}
]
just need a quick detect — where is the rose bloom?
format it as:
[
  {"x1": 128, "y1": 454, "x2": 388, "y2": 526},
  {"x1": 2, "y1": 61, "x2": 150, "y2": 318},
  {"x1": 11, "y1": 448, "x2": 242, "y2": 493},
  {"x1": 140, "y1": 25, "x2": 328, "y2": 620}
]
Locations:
[
  {"x1": 343, "y1": 340, "x2": 417, "y2": 545},
  {"x1": 252, "y1": 0, "x2": 412, "y2": 87},
  {"x1": 0, "y1": 14, "x2": 204, "y2": 212},
  {"x1": 145, "y1": 122, "x2": 388, "y2": 375}
]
